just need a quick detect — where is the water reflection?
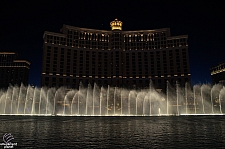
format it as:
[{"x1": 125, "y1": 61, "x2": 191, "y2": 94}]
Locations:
[{"x1": 0, "y1": 116, "x2": 224, "y2": 148}]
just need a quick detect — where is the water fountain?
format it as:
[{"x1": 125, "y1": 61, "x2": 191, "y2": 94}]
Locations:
[{"x1": 0, "y1": 81, "x2": 224, "y2": 116}]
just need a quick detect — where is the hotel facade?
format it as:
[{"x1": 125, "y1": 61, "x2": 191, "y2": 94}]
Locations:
[
  {"x1": 0, "y1": 52, "x2": 30, "y2": 88},
  {"x1": 41, "y1": 19, "x2": 191, "y2": 91},
  {"x1": 210, "y1": 61, "x2": 225, "y2": 85}
]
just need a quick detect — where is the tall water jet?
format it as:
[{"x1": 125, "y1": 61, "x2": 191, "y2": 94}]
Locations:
[
  {"x1": 92, "y1": 83, "x2": 95, "y2": 116},
  {"x1": 193, "y1": 86, "x2": 197, "y2": 114},
  {"x1": 4, "y1": 89, "x2": 7, "y2": 114},
  {"x1": 23, "y1": 85, "x2": 30, "y2": 114},
  {"x1": 23, "y1": 85, "x2": 34, "y2": 114},
  {"x1": 5, "y1": 86, "x2": 13, "y2": 114},
  {"x1": 136, "y1": 93, "x2": 138, "y2": 115},
  {"x1": 63, "y1": 94, "x2": 67, "y2": 115},
  {"x1": 10, "y1": 85, "x2": 19, "y2": 114},
  {"x1": 0, "y1": 92, "x2": 5, "y2": 114},
  {"x1": 211, "y1": 84, "x2": 223, "y2": 114},
  {"x1": 77, "y1": 90, "x2": 80, "y2": 115},
  {"x1": 86, "y1": 83, "x2": 92, "y2": 115},
  {"x1": 53, "y1": 90, "x2": 58, "y2": 115},
  {"x1": 106, "y1": 85, "x2": 109, "y2": 115},
  {"x1": 10, "y1": 87, "x2": 15, "y2": 114},
  {"x1": 185, "y1": 82, "x2": 188, "y2": 115},
  {"x1": 121, "y1": 88, "x2": 123, "y2": 115},
  {"x1": 128, "y1": 91, "x2": 131, "y2": 115},
  {"x1": 31, "y1": 87, "x2": 37, "y2": 114},
  {"x1": 100, "y1": 87, "x2": 103, "y2": 116},
  {"x1": 219, "y1": 94, "x2": 222, "y2": 114},
  {"x1": 176, "y1": 81, "x2": 179, "y2": 115},
  {"x1": 200, "y1": 86, "x2": 205, "y2": 114},
  {"x1": 219, "y1": 87, "x2": 225, "y2": 114},
  {"x1": 45, "y1": 88, "x2": 56, "y2": 115},
  {"x1": 39, "y1": 88, "x2": 42, "y2": 115},
  {"x1": 114, "y1": 87, "x2": 116, "y2": 115},
  {"x1": 210, "y1": 89, "x2": 214, "y2": 114},
  {"x1": 149, "y1": 80, "x2": 152, "y2": 116},
  {"x1": 143, "y1": 94, "x2": 148, "y2": 116},
  {"x1": 71, "y1": 91, "x2": 77, "y2": 115},
  {"x1": 45, "y1": 89, "x2": 49, "y2": 115},
  {"x1": 17, "y1": 85, "x2": 22, "y2": 114},
  {"x1": 17, "y1": 84, "x2": 27, "y2": 114},
  {"x1": 200, "y1": 84, "x2": 211, "y2": 114},
  {"x1": 167, "y1": 81, "x2": 169, "y2": 115}
]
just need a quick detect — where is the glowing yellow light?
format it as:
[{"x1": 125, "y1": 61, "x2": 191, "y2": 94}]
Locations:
[{"x1": 110, "y1": 18, "x2": 122, "y2": 30}]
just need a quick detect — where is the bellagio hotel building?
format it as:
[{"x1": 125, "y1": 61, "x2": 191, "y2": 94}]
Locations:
[{"x1": 41, "y1": 19, "x2": 191, "y2": 90}]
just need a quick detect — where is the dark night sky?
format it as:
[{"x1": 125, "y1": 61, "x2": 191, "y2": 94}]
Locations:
[{"x1": 1, "y1": 1, "x2": 225, "y2": 87}]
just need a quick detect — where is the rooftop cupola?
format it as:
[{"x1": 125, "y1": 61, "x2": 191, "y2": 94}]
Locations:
[{"x1": 110, "y1": 18, "x2": 122, "y2": 30}]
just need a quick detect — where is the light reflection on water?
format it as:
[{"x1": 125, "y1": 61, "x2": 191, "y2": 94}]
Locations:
[{"x1": 0, "y1": 116, "x2": 225, "y2": 148}]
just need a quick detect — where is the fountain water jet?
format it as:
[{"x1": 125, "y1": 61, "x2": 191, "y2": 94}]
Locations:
[{"x1": 0, "y1": 82, "x2": 225, "y2": 116}]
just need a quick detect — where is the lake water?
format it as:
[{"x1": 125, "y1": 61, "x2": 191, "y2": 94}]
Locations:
[{"x1": 0, "y1": 116, "x2": 225, "y2": 148}]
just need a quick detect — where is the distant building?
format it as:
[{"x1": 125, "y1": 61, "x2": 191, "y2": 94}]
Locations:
[
  {"x1": 41, "y1": 19, "x2": 191, "y2": 90},
  {"x1": 0, "y1": 52, "x2": 30, "y2": 88},
  {"x1": 210, "y1": 61, "x2": 225, "y2": 85}
]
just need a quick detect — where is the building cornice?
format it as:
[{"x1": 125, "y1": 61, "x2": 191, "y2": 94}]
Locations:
[
  {"x1": 13, "y1": 60, "x2": 31, "y2": 65},
  {"x1": 43, "y1": 31, "x2": 67, "y2": 38},
  {"x1": 0, "y1": 52, "x2": 16, "y2": 54},
  {"x1": 167, "y1": 35, "x2": 188, "y2": 39},
  {"x1": 122, "y1": 28, "x2": 169, "y2": 33},
  {"x1": 63, "y1": 24, "x2": 111, "y2": 33},
  {"x1": 63, "y1": 24, "x2": 171, "y2": 34}
]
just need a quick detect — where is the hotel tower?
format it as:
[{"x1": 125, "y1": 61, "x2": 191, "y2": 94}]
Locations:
[
  {"x1": 0, "y1": 52, "x2": 30, "y2": 88},
  {"x1": 41, "y1": 19, "x2": 191, "y2": 91}
]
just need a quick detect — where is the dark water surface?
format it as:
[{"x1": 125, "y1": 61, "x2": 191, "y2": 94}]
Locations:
[{"x1": 0, "y1": 116, "x2": 225, "y2": 148}]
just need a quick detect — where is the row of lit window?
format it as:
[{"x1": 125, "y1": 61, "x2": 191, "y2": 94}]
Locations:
[
  {"x1": 46, "y1": 57, "x2": 185, "y2": 63},
  {"x1": 0, "y1": 66, "x2": 30, "y2": 69},
  {"x1": 42, "y1": 72, "x2": 190, "y2": 77},
  {"x1": 46, "y1": 33, "x2": 186, "y2": 44},
  {"x1": 46, "y1": 38, "x2": 186, "y2": 46},
  {"x1": 45, "y1": 43, "x2": 188, "y2": 52},
  {"x1": 67, "y1": 30, "x2": 167, "y2": 39},
  {"x1": 211, "y1": 68, "x2": 225, "y2": 75}
]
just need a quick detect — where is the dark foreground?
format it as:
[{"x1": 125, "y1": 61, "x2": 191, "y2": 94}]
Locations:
[{"x1": 0, "y1": 116, "x2": 225, "y2": 148}]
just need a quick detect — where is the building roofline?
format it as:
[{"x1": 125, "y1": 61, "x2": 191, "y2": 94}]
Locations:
[
  {"x1": 167, "y1": 35, "x2": 188, "y2": 39},
  {"x1": 210, "y1": 61, "x2": 225, "y2": 70},
  {"x1": 63, "y1": 24, "x2": 111, "y2": 33},
  {"x1": 63, "y1": 24, "x2": 171, "y2": 33},
  {"x1": 122, "y1": 28, "x2": 170, "y2": 33},
  {"x1": 0, "y1": 52, "x2": 16, "y2": 54},
  {"x1": 43, "y1": 31, "x2": 67, "y2": 38},
  {"x1": 13, "y1": 60, "x2": 31, "y2": 65}
]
